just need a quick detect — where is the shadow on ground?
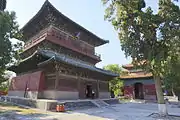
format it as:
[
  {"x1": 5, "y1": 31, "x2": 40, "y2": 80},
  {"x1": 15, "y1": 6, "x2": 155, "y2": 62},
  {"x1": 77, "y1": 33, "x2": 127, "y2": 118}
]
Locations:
[
  {"x1": 0, "y1": 109, "x2": 52, "y2": 120},
  {"x1": 0, "y1": 102, "x2": 52, "y2": 120}
]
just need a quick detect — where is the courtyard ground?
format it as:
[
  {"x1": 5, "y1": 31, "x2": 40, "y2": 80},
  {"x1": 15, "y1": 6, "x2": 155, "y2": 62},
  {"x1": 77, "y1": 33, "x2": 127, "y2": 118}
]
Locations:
[{"x1": 0, "y1": 102, "x2": 180, "y2": 120}]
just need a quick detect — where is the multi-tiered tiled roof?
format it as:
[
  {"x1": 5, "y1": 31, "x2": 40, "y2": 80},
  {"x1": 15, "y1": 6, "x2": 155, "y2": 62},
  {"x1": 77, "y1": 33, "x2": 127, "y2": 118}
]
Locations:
[{"x1": 121, "y1": 63, "x2": 153, "y2": 79}]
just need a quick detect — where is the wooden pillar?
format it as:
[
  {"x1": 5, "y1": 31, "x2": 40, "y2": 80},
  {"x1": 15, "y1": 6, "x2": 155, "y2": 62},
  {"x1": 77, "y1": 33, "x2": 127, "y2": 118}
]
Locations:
[
  {"x1": 55, "y1": 64, "x2": 59, "y2": 90},
  {"x1": 77, "y1": 77, "x2": 81, "y2": 99},
  {"x1": 97, "y1": 80, "x2": 99, "y2": 98}
]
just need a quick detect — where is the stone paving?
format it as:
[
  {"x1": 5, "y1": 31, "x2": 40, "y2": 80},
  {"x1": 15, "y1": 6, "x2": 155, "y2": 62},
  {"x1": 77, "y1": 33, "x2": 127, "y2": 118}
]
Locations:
[
  {"x1": 42, "y1": 102, "x2": 180, "y2": 120},
  {"x1": 0, "y1": 102, "x2": 180, "y2": 120}
]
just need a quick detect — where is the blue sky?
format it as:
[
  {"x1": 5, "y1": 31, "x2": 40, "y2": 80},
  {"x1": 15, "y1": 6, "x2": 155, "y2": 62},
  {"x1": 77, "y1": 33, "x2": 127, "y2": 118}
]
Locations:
[{"x1": 6, "y1": 0, "x2": 179, "y2": 68}]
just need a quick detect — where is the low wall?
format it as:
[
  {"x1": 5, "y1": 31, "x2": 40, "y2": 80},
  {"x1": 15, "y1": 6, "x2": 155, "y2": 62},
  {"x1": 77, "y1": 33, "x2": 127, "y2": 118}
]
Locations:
[
  {"x1": 1, "y1": 96, "x2": 38, "y2": 108},
  {"x1": 144, "y1": 95, "x2": 156, "y2": 100},
  {"x1": 164, "y1": 96, "x2": 178, "y2": 102},
  {"x1": 0, "y1": 96, "x2": 98, "y2": 111},
  {"x1": 42, "y1": 91, "x2": 79, "y2": 100},
  {"x1": 99, "y1": 92, "x2": 110, "y2": 99}
]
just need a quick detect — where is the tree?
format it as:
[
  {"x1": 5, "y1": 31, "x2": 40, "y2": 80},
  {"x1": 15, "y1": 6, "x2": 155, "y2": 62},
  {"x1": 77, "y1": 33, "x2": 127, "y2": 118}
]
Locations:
[
  {"x1": 102, "y1": 0, "x2": 180, "y2": 116},
  {"x1": 0, "y1": 71, "x2": 15, "y2": 92},
  {"x1": 0, "y1": 4, "x2": 22, "y2": 88},
  {"x1": 0, "y1": 0, "x2": 6, "y2": 11},
  {"x1": 164, "y1": 56, "x2": 180, "y2": 98},
  {"x1": 103, "y1": 64, "x2": 124, "y2": 97}
]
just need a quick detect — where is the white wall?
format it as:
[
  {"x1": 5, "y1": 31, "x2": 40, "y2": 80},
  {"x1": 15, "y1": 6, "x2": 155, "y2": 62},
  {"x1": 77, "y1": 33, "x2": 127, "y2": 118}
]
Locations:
[
  {"x1": 99, "y1": 92, "x2": 110, "y2": 99},
  {"x1": 144, "y1": 95, "x2": 156, "y2": 100},
  {"x1": 8, "y1": 91, "x2": 24, "y2": 97},
  {"x1": 42, "y1": 90, "x2": 79, "y2": 100},
  {"x1": 8, "y1": 91, "x2": 38, "y2": 99},
  {"x1": 9, "y1": 91, "x2": 110, "y2": 100},
  {"x1": 27, "y1": 91, "x2": 38, "y2": 99}
]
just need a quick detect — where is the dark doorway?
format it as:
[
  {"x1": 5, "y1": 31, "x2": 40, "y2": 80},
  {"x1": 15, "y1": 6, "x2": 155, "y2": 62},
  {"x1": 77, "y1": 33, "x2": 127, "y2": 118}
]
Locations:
[
  {"x1": 86, "y1": 85, "x2": 92, "y2": 98},
  {"x1": 110, "y1": 90, "x2": 115, "y2": 98},
  {"x1": 134, "y1": 83, "x2": 144, "y2": 99}
]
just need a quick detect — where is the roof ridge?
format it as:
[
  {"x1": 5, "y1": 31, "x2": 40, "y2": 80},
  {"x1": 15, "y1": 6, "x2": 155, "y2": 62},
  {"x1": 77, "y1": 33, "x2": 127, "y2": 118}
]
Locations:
[{"x1": 21, "y1": 0, "x2": 109, "y2": 46}]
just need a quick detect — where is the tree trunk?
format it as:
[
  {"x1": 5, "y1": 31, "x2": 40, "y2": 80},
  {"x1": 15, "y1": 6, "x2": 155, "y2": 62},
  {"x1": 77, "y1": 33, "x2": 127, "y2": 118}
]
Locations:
[
  {"x1": 154, "y1": 75, "x2": 168, "y2": 116},
  {"x1": 171, "y1": 84, "x2": 176, "y2": 97}
]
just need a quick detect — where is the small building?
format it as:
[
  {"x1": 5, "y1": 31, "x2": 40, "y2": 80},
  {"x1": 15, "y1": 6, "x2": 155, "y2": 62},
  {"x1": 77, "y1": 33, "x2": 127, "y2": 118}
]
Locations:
[
  {"x1": 8, "y1": 0, "x2": 118, "y2": 100},
  {"x1": 120, "y1": 64, "x2": 157, "y2": 100}
]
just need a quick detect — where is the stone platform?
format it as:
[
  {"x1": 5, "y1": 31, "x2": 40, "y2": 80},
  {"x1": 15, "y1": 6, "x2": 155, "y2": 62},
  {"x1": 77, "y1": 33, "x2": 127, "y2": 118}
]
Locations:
[{"x1": 0, "y1": 96, "x2": 119, "y2": 111}]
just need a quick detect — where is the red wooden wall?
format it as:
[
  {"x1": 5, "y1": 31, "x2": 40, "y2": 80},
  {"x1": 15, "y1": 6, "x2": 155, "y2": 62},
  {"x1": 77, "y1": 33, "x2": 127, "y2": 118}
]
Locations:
[
  {"x1": 9, "y1": 71, "x2": 44, "y2": 92},
  {"x1": 124, "y1": 84, "x2": 156, "y2": 99}
]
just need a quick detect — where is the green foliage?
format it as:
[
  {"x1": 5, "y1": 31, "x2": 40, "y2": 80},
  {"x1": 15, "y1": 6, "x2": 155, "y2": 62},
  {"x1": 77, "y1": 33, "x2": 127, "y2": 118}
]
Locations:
[
  {"x1": 0, "y1": 10, "x2": 22, "y2": 87},
  {"x1": 102, "y1": 0, "x2": 180, "y2": 108},
  {"x1": 103, "y1": 64, "x2": 124, "y2": 96},
  {"x1": 0, "y1": 81, "x2": 9, "y2": 92},
  {"x1": 110, "y1": 77, "x2": 123, "y2": 96},
  {"x1": 102, "y1": 0, "x2": 180, "y2": 75},
  {"x1": 103, "y1": 64, "x2": 122, "y2": 74},
  {"x1": 0, "y1": 71, "x2": 14, "y2": 92},
  {"x1": 164, "y1": 56, "x2": 180, "y2": 95}
]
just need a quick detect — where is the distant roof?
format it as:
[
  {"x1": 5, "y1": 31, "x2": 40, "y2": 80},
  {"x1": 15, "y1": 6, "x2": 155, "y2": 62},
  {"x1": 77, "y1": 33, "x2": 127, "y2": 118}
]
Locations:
[
  {"x1": 120, "y1": 71, "x2": 153, "y2": 79},
  {"x1": 122, "y1": 64, "x2": 134, "y2": 69},
  {"x1": 21, "y1": 0, "x2": 109, "y2": 46},
  {"x1": 122, "y1": 60, "x2": 147, "y2": 69}
]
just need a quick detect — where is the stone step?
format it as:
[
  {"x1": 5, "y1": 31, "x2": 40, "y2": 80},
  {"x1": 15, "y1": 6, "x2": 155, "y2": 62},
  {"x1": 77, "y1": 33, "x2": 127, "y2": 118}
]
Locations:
[
  {"x1": 91, "y1": 100, "x2": 109, "y2": 107},
  {"x1": 103, "y1": 99, "x2": 120, "y2": 105}
]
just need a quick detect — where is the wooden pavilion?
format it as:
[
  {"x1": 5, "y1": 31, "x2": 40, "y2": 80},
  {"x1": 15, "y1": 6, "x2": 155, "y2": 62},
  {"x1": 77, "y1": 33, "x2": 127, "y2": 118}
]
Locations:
[
  {"x1": 121, "y1": 63, "x2": 157, "y2": 100},
  {"x1": 8, "y1": 0, "x2": 118, "y2": 100}
]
